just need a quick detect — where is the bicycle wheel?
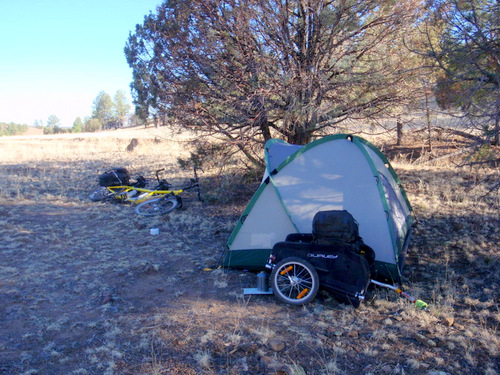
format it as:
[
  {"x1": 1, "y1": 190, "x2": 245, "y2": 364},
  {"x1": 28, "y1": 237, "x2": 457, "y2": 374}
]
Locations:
[
  {"x1": 134, "y1": 196, "x2": 179, "y2": 216},
  {"x1": 89, "y1": 187, "x2": 114, "y2": 202},
  {"x1": 271, "y1": 257, "x2": 319, "y2": 305}
]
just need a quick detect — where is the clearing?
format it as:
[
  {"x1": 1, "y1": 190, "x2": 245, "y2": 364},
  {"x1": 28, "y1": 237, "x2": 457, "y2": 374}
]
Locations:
[{"x1": 0, "y1": 126, "x2": 498, "y2": 374}]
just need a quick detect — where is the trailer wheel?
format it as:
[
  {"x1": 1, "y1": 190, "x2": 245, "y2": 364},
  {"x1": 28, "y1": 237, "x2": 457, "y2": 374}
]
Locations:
[{"x1": 271, "y1": 257, "x2": 319, "y2": 305}]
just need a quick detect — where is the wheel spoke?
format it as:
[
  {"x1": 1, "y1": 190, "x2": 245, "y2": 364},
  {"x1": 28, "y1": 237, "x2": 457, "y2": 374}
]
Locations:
[
  {"x1": 272, "y1": 259, "x2": 318, "y2": 304},
  {"x1": 135, "y1": 197, "x2": 178, "y2": 216}
]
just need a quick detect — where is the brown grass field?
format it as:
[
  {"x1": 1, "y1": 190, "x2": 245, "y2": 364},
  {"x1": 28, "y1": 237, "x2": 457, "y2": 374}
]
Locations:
[{"x1": 0, "y1": 126, "x2": 498, "y2": 375}]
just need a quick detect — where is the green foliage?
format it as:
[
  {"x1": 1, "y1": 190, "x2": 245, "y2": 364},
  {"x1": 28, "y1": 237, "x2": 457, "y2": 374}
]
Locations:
[
  {"x1": 90, "y1": 90, "x2": 132, "y2": 130},
  {"x1": 0, "y1": 122, "x2": 28, "y2": 136},
  {"x1": 425, "y1": 0, "x2": 500, "y2": 143},
  {"x1": 126, "y1": 0, "x2": 421, "y2": 160},
  {"x1": 43, "y1": 114, "x2": 68, "y2": 134},
  {"x1": 72, "y1": 117, "x2": 84, "y2": 133},
  {"x1": 84, "y1": 118, "x2": 103, "y2": 132},
  {"x1": 467, "y1": 144, "x2": 496, "y2": 165},
  {"x1": 47, "y1": 114, "x2": 61, "y2": 128},
  {"x1": 32, "y1": 119, "x2": 44, "y2": 128},
  {"x1": 92, "y1": 91, "x2": 114, "y2": 125},
  {"x1": 113, "y1": 90, "x2": 131, "y2": 124}
]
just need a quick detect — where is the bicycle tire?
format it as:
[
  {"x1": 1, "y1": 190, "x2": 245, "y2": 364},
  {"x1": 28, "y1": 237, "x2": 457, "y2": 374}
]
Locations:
[
  {"x1": 134, "y1": 196, "x2": 179, "y2": 216},
  {"x1": 89, "y1": 187, "x2": 114, "y2": 202},
  {"x1": 271, "y1": 257, "x2": 319, "y2": 305}
]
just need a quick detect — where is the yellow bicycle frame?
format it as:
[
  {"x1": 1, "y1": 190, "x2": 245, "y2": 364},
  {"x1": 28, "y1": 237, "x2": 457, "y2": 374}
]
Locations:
[{"x1": 105, "y1": 185, "x2": 185, "y2": 204}]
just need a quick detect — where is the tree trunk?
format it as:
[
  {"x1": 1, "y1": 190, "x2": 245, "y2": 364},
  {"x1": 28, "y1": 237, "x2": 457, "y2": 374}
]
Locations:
[
  {"x1": 287, "y1": 125, "x2": 311, "y2": 145},
  {"x1": 397, "y1": 119, "x2": 404, "y2": 146},
  {"x1": 425, "y1": 93, "x2": 432, "y2": 153}
]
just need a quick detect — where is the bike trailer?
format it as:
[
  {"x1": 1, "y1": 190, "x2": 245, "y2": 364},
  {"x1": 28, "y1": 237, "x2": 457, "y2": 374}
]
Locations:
[
  {"x1": 267, "y1": 210, "x2": 374, "y2": 306},
  {"x1": 272, "y1": 241, "x2": 371, "y2": 304},
  {"x1": 98, "y1": 168, "x2": 130, "y2": 187}
]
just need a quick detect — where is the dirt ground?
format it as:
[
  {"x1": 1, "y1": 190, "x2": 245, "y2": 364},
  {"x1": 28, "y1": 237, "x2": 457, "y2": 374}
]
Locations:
[{"x1": 0, "y1": 128, "x2": 498, "y2": 374}]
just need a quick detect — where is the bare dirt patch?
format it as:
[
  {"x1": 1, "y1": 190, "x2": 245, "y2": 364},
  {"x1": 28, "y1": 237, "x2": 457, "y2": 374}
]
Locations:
[{"x1": 0, "y1": 129, "x2": 498, "y2": 374}]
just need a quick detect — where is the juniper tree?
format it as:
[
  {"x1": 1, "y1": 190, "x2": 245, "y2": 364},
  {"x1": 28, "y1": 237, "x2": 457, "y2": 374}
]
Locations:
[
  {"x1": 419, "y1": 0, "x2": 500, "y2": 146},
  {"x1": 126, "y1": 0, "x2": 422, "y2": 163}
]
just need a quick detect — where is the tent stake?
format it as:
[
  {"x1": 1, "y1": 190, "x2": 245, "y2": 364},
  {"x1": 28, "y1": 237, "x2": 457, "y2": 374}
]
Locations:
[{"x1": 370, "y1": 279, "x2": 429, "y2": 311}]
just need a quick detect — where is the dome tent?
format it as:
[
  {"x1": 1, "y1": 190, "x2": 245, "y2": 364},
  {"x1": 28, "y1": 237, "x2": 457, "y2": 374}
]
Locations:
[{"x1": 224, "y1": 134, "x2": 413, "y2": 282}]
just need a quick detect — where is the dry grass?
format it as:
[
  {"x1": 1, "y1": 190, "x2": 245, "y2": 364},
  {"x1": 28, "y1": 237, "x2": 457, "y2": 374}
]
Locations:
[{"x1": 0, "y1": 126, "x2": 498, "y2": 374}]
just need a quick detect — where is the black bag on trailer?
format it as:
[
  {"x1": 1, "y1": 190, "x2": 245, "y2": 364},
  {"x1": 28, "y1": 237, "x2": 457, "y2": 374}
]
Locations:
[
  {"x1": 98, "y1": 168, "x2": 130, "y2": 187},
  {"x1": 313, "y1": 210, "x2": 361, "y2": 244}
]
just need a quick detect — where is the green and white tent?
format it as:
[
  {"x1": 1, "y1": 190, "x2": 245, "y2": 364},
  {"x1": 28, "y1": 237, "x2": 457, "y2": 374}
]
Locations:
[{"x1": 224, "y1": 134, "x2": 413, "y2": 282}]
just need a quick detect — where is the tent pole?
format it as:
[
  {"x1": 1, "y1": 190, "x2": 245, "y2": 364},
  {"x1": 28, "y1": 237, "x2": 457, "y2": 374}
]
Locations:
[{"x1": 370, "y1": 279, "x2": 429, "y2": 311}]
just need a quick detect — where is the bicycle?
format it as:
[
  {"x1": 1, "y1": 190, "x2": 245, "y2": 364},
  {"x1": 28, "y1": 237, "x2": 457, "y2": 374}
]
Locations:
[
  {"x1": 134, "y1": 169, "x2": 202, "y2": 216},
  {"x1": 89, "y1": 168, "x2": 202, "y2": 216}
]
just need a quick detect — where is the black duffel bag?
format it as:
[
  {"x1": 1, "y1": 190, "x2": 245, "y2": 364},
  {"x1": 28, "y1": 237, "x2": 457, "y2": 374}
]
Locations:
[
  {"x1": 313, "y1": 210, "x2": 361, "y2": 244},
  {"x1": 98, "y1": 168, "x2": 130, "y2": 187}
]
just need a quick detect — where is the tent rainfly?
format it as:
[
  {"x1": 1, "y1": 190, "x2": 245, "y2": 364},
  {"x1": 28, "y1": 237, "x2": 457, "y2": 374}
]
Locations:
[{"x1": 224, "y1": 134, "x2": 413, "y2": 282}]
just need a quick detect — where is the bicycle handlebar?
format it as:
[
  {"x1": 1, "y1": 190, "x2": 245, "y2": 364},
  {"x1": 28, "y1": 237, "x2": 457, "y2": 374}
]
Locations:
[
  {"x1": 154, "y1": 167, "x2": 201, "y2": 200},
  {"x1": 155, "y1": 168, "x2": 166, "y2": 182}
]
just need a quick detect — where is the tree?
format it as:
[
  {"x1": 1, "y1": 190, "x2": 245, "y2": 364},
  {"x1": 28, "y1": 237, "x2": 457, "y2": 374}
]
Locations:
[
  {"x1": 113, "y1": 90, "x2": 131, "y2": 127},
  {"x1": 47, "y1": 114, "x2": 61, "y2": 128},
  {"x1": 0, "y1": 122, "x2": 28, "y2": 136},
  {"x1": 419, "y1": 0, "x2": 500, "y2": 145},
  {"x1": 91, "y1": 91, "x2": 114, "y2": 129},
  {"x1": 84, "y1": 118, "x2": 103, "y2": 132},
  {"x1": 44, "y1": 114, "x2": 64, "y2": 134},
  {"x1": 72, "y1": 117, "x2": 84, "y2": 133},
  {"x1": 126, "y1": 0, "x2": 422, "y2": 163}
]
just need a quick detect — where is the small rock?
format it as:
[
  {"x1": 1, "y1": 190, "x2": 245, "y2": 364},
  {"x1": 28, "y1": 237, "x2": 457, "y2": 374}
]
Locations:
[
  {"x1": 268, "y1": 338, "x2": 286, "y2": 352},
  {"x1": 332, "y1": 330, "x2": 343, "y2": 337},
  {"x1": 317, "y1": 334, "x2": 328, "y2": 342},
  {"x1": 427, "y1": 339, "x2": 437, "y2": 347},
  {"x1": 441, "y1": 316, "x2": 454, "y2": 327},
  {"x1": 381, "y1": 364, "x2": 392, "y2": 374},
  {"x1": 259, "y1": 356, "x2": 273, "y2": 366},
  {"x1": 415, "y1": 333, "x2": 437, "y2": 348},
  {"x1": 347, "y1": 330, "x2": 359, "y2": 338},
  {"x1": 383, "y1": 318, "x2": 393, "y2": 325},
  {"x1": 143, "y1": 264, "x2": 160, "y2": 274}
]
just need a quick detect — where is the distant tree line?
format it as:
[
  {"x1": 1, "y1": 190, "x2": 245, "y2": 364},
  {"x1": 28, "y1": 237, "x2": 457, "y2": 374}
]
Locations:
[
  {"x1": 0, "y1": 122, "x2": 28, "y2": 136},
  {"x1": 81, "y1": 90, "x2": 132, "y2": 132},
  {"x1": 37, "y1": 115, "x2": 69, "y2": 134},
  {"x1": 125, "y1": 0, "x2": 499, "y2": 165},
  {"x1": 26, "y1": 90, "x2": 133, "y2": 135}
]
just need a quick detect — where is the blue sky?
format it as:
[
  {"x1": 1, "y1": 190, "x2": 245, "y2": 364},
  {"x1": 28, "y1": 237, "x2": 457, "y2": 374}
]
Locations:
[{"x1": 0, "y1": 0, "x2": 161, "y2": 127}]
